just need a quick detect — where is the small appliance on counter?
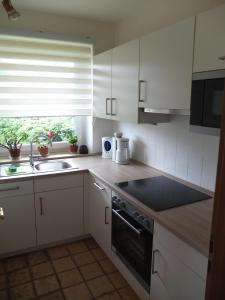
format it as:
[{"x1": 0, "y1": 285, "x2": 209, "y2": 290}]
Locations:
[
  {"x1": 112, "y1": 132, "x2": 129, "y2": 165},
  {"x1": 102, "y1": 137, "x2": 112, "y2": 158},
  {"x1": 79, "y1": 145, "x2": 88, "y2": 154}
]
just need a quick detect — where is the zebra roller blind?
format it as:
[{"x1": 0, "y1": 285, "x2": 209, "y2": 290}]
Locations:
[{"x1": 0, "y1": 34, "x2": 93, "y2": 117}]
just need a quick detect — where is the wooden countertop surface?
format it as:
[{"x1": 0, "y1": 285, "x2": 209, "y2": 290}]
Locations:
[{"x1": 0, "y1": 155, "x2": 213, "y2": 257}]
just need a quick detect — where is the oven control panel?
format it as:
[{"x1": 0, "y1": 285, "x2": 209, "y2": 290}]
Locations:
[{"x1": 112, "y1": 193, "x2": 154, "y2": 232}]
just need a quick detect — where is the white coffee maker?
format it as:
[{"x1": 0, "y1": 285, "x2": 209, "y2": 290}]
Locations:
[{"x1": 112, "y1": 133, "x2": 129, "y2": 165}]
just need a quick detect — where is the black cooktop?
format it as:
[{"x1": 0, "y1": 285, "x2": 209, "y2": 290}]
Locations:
[{"x1": 116, "y1": 176, "x2": 211, "y2": 212}]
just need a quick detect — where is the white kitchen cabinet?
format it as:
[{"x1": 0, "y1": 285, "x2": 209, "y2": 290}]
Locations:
[
  {"x1": 111, "y1": 39, "x2": 139, "y2": 123},
  {"x1": 140, "y1": 17, "x2": 195, "y2": 111},
  {"x1": 88, "y1": 175, "x2": 111, "y2": 257},
  {"x1": 93, "y1": 50, "x2": 112, "y2": 119},
  {"x1": 150, "y1": 223, "x2": 207, "y2": 300},
  {"x1": 0, "y1": 180, "x2": 36, "y2": 256},
  {"x1": 194, "y1": 4, "x2": 225, "y2": 72},
  {"x1": 35, "y1": 187, "x2": 84, "y2": 246}
]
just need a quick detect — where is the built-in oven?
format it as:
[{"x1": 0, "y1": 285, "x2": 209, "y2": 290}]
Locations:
[
  {"x1": 111, "y1": 193, "x2": 154, "y2": 292},
  {"x1": 190, "y1": 70, "x2": 225, "y2": 128}
]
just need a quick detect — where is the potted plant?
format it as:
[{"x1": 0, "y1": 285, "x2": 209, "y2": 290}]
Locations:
[
  {"x1": 0, "y1": 120, "x2": 28, "y2": 160},
  {"x1": 35, "y1": 133, "x2": 54, "y2": 157},
  {"x1": 66, "y1": 133, "x2": 78, "y2": 153}
]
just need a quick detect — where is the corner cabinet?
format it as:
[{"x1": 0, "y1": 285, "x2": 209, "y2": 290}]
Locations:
[
  {"x1": 194, "y1": 4, "x2": 225, "y2": 72},
  {"x1": 0, "y1": 181, "x2": 36, "y2": 256},
  {"x1": 151, "y1": 223, "x2": 207, "y2": 300},
  {"x1": 34, "y1": 174, "x2": 84, "y2": 246},
  {"x1": 139, "y1": 17, "x2": 195, "y2": 110},
  {"x1": 93, "y1": 40, "x2": 139, "y2": 123},
  {"x1": 88, "y1": 175, "x2": 112, "y2": 257}
]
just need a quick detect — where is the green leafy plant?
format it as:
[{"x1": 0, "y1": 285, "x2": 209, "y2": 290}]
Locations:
[
  {"x1": 66, "y1": 133, "x2": 78, "y2": 145},
  {"x1": 0, "y1": 119, "x2": 28, "y2": 152}
]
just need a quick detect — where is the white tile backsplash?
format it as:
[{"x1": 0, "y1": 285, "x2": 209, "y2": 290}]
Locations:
[{"x1": 112, "y1": 115, "x2": 220, "y2": 191}]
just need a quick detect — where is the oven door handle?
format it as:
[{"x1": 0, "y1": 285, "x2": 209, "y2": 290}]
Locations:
[{"x1": 112, "y1": 209, "x2": 142, "y2": 235}]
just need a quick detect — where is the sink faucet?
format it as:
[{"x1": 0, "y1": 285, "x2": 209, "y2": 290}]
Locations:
[{"x1": 30, "y1": 134, "x2": 52, "y2": 167}]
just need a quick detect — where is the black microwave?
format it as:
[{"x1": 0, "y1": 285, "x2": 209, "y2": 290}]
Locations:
[{"x1": 190, "y1": 70, "x2": 225, "y2": 128}]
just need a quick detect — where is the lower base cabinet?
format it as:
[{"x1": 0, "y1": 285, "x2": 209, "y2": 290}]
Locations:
[
  {"x1": 88, "y1": 175, "x2": 111, "y2": 257},
  {"x1": 150, "y1": 223, "x2": 207, "y2": 300},
  {"x1": 35, "y1": 187, "x2": 84, "y2": 246},
  {"x1": 0, "y1": 194, "x2": 36, "y2": 255}
]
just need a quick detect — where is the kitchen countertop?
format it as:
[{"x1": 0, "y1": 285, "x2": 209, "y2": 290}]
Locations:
[{"x1": 0, "y1": 155, "x2": 213, "y2": 257}]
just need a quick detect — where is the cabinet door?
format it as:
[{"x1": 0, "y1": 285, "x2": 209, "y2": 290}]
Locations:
[
  {"x1": 111, "y1": 39, "x2": 139, "y2": 123},
  {"x1": 151, "y1": 237, "x2": 206, "y2": 300},
  {"x1": 140, "y1": 17, "x2": 194, "y2": 110},
  {"x1": 93, "y1": 50, "x2": 112, "y2": 119},
  {"x1": 88, "y1": 175, "x2": 111, "y2": 257},
  {"x1": 194, "y1": 4, "x2": 225, "y2": 72},
  {"x1": 35, "y1": 187, "x2": 84, "y2": 246},
  {"x1": 0, "y1": 195, "x2": 36, "y2": 255}
]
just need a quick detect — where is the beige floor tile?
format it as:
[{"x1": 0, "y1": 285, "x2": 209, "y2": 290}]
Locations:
[
  {"x1": 0, "y1": 262, "x2": 4, "y2": 275},
  {"x1": 48, "y1": 246, "x2": 69, "y2": 260},
  {"x1": 108, "y1": 272, "x2": 128, "y2": 289},
  {"x1": 118, "y1": 286, "x2": 140, "y2": 300},
  {"x1": 31, "y1": 262, "x2": 54, "y2": 279},
  {"x1": 39, "y1": 291, "x2": 64, "y2": 300},
  {"x1": 67, "y1": 241, "x2": 88, "y2": 255},
  {"x1": 97, "y1": 291, "x2": 122, "y2": 300},
  {"x1": 99, "y1": 259, "x2": 117, "y2": 274},
  {"x1": 87, "y1": 275, "x2": 114, "y2": 298},
  {"x1": 91, "y1": 248, "x2": 106, "y2": 261},
  {"x1": 8, "y1": 268, "x2": 31, "y2": 287},
  {"x1": 0, "y1": 274, "x2": 6, "y2": 290},
  {"x1": 28, "y1": 251, "x2": 48, "y2": 266},
  {"x1": 53, "y1": 257, "x2": 75, "y2": 273},
  {"x1": 73, "y1": 251, "x2": 96, "y2": 267},
  {"x1": 64, "y1": 283, "x2": 92, "y2": 300},
  {"x1": 0, "y1": 289, "x2": 8, "y2": 300},
  {"x1": 84, "y1": 238, "x2": 99, "y2": 250},
  {"x1": 57, "y1": 268, "x2": 83, "y2": 288},
  {"x1": 79, "y1": 262, "x2": 104, "y2": 280},
  {"x1": 6, "y1": 257, "x2": 27, "y2": 273},
  {"x1": 34, "y1": 275, "x2": 60, "y2": 296},
  {"x1": 10, "y1": 282, "x2": 35, "y2": 300}
]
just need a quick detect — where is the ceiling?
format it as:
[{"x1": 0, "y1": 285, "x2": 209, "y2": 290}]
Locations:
[{"x1": 14, "y1": 0, "x2": 151, "y2": 22}]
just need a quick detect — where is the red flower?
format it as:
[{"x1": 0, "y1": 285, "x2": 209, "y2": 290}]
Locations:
[{"x1": 48, "y1": 132, "x2": 55, "y2": 139}]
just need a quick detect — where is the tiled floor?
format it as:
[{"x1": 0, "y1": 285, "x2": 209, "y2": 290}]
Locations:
[{"x1": 0, "y1": 238, "x2": 140, "y2": 300}]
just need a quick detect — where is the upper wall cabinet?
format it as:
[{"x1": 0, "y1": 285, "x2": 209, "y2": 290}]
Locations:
[
  {"x1": 139, "y1": 17, "x2": 195, "y2": 110},
  {"x1": 93, "y1": 40, "x2": 139, "y2": 123},
  {"x1": 194, "y1": 4, "x2": 225, "y2": 72},
  {"x1": 93, "y1": 50, "x2": 112, "y2": 120}
]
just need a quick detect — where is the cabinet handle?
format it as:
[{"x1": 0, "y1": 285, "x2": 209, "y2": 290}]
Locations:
[
  {"x1": 111, "y1": 98, "x2": 116, "y2": 116},
  {"x1": 139, "y1": 80, "x2": 146, "y2": 102},
  {"x1": 0, "y1": 186, "x2": 20, "y2": 192},
  {"x1": 0, "y1": 207, "x2": 4, "y2": 220},
  {"x1": 40, "y1": 197, "x2": 44, "y2": 215},
  {"x1": 105, "y1": 206, "x2": 110, "y2": 224},
  {"x1": 218, "y1": 56, "x2": 225, "y2": 61},
  {"x1": 152, "y1": 249, "x2": 160, "y2": 274},
  {"x1": 106, "y1": 98, "x2": 111, "y2": 116},
  {"x1": 93, "y1": 182, "x2": 105, "y2": 191}
]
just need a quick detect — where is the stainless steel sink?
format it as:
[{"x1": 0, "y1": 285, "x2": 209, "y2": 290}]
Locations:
[{"x1": 34, "y1": 160, "x2": 73, "y2": 172}]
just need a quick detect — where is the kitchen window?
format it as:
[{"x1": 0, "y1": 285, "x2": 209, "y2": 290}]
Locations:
[{"x1": 0, "y1": 33, "x2": 93, "y2": 117}]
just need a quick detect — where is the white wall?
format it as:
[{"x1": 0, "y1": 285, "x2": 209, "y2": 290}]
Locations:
[
  {"x1": 113, "y1": 117, "x2": 219, "y2": 191},
  {"x1": 115, "y1": 0, "x2": 225, "y2": 45},
  {"x1": 0, "y1": 8, "x2": 115, "y2": 54}
]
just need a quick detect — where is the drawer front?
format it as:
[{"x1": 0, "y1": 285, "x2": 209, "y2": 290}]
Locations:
[
  {"x1": 154, "y1": 222, "x2": 208, "y2": 280},
  {"x1": 0, "y1": 180, "x2": 33, "y2": 199},
  {"x1": 34, "y1": 173, "x2": 83, "y2": 192}
]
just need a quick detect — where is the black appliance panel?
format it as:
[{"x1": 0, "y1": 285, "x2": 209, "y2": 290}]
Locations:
[{"x1": 116, "y1": 176, "x2": 211, "y2": 212}]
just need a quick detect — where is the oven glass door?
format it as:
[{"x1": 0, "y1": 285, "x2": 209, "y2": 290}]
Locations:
[
  {"x1": 203, "y1": 78, "x2": 224, "y2": 128},
  {"x1": 112, "y1": 208, "x2": 152, "y2": 290}
]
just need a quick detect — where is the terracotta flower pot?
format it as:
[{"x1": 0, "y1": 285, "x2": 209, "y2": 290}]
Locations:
[
  {"x1": 9, "y1": 148, "x2": 21, "y2": 160},
  {"x1": 69, "y1": 144, "x2": 78, "y2": 153},
  {"x1": 38, "y1": 146, "x2": 49, "y2": 157}
]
